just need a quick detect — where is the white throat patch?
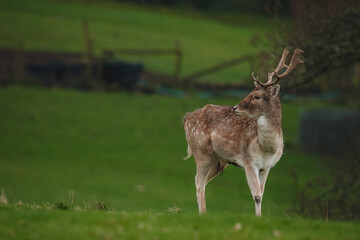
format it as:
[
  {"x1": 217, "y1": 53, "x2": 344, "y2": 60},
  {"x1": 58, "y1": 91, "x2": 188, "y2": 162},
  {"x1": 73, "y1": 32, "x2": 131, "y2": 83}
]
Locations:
[{"x1": 257, "y1": 115, "x2": 269, "y2": 128}]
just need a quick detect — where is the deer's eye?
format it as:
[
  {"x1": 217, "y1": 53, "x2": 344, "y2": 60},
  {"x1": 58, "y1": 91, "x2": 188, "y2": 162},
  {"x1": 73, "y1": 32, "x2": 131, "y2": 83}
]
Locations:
[{"x1": 253, "y1": 96, "x2": 261, "y2": 100}]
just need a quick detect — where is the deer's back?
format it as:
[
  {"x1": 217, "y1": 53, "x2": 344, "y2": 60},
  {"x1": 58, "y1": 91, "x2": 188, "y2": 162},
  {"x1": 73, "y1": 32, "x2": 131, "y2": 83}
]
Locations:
[{"x1": 183, "y1": 104, "x2": 257, "y2": 160}]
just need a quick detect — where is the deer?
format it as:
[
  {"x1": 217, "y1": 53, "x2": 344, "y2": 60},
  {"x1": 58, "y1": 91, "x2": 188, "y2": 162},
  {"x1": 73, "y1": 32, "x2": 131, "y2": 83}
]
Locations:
[{"x1": 183, "y1": 48, "x2": 304, "y2": 216}]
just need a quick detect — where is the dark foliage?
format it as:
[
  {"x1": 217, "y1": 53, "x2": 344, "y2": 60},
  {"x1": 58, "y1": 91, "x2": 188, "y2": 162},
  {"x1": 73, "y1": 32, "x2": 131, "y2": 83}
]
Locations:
[
  {"x1": 282, "y1": 1, "x2": 360, "y2": 220},
  {"x1": 54, "y1": 201, "x2": 69, "y2": 210},
  {"x1": 287, "y1": 0, "x2": 360, "y2": 92},
  {"x1": 293, "y1": 150, "x2": 360, "y2": 221},
  {"x1": 85, "y1": 198, "x2": 112, "y2": 211},
  {"x1": 257, "y1": 0, "x2": 360, "y2": 94},
  {"x1": 91, "y1": 199, "x2": 111, "y2": 211}
]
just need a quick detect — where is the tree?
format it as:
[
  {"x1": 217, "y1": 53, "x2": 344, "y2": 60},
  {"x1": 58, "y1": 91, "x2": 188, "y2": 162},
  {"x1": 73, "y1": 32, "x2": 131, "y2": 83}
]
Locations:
[{"x1": 263, "y1": 0, "x2": 360, "y2": 94}]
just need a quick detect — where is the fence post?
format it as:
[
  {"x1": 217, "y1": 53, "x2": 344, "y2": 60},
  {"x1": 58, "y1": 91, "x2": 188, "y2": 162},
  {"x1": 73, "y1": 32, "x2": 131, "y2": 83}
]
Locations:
[
  {"x1": 13, "y1": 41, "x2": 25, "y2": 82},
  {"x1": 82, "y1": 19, "x2": 94, "y2": 87},
  {"x1": 174, "y1": 41, "x2": 182, "y2": 84}
]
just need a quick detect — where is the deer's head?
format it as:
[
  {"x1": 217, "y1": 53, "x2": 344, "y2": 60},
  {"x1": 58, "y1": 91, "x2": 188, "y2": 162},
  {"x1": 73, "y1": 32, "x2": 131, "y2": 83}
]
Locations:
[{"x1": 233, "y1": 48, "x2": 304, "y2": 118}]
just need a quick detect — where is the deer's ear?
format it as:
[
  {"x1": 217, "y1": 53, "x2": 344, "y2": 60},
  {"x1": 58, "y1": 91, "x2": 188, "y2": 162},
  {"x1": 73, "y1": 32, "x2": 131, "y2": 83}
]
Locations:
[
  {"x1": 269, "y1": 84, "x2": 280, "y2": 99},
  {"x1": 254, "y1": 81, "x2": 261, "y2": 88}
]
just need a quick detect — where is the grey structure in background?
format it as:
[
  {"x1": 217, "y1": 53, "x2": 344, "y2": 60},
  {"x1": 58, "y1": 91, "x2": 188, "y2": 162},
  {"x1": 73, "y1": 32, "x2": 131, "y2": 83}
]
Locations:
[{"x1": 299, "y1": 109, "x2": 360, "y2": 156}]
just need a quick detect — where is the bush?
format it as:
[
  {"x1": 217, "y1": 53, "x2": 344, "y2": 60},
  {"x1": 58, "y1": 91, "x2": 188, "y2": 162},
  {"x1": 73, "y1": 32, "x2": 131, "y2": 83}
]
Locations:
[
  {"x1": 54, "y1": 201, "x2": 69, "y2": 210},
  {"x1": 84, "y1": 198, "x2": 112, "y2": 211},
  {"x1": 294, "y1": 152, "x2": 360, "y2": 221}
]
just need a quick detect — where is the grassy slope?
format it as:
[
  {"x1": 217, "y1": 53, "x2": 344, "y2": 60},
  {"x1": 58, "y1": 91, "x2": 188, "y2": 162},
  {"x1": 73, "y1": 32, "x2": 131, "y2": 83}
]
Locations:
[
  {"x1": 0, "y1": 86, "x2": 321, "y2": 213},
  {"x1": 0, "y1": 0, "x2": 272, "y2": 83},
  {"x1": 1, "y1": 86, "x2": 358, "y2": 239}
]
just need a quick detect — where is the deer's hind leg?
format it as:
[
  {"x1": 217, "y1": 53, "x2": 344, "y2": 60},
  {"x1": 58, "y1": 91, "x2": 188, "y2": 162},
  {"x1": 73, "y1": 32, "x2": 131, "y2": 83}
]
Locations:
[
  {"x1": 259, "y1": 168, "x2": 270, "y2": 196},
  {"x1": 194, "y1": 152, "x2": 225, "y2": 214}
]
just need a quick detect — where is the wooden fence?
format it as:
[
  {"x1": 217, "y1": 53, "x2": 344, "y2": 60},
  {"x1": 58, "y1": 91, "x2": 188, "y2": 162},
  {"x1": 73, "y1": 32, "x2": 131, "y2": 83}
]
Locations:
[{"x1": 0, "y1": 19, "x2": 254, "y2": 90}]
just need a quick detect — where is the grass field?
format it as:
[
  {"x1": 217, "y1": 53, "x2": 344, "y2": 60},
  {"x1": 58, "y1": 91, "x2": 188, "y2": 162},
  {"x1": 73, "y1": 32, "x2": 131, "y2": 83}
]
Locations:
[
  {"x1": 0, "y1": 86, "x2": 359, "y2": 239},
  {"x1": 0, "y1": 1, "x2": 359, "y2": 237},
  {"x1": 1, "y1": 204, "x2": 359, "y2": 240},
  {"x1": 0, "y1": 0, "x2": 273, "y2": 83}
]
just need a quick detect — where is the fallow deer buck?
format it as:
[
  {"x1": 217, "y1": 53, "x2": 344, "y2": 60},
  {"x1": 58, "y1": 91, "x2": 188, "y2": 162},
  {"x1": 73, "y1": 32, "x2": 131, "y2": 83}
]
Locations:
[{"x1": 183, "y1": 48, "x2": 304, "y2": 216}]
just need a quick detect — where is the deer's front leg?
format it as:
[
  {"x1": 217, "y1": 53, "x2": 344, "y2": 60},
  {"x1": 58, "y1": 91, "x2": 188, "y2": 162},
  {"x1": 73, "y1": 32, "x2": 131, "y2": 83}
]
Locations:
[{"x1": 245, "y1": 164, "x2": 262, "y2": 217}]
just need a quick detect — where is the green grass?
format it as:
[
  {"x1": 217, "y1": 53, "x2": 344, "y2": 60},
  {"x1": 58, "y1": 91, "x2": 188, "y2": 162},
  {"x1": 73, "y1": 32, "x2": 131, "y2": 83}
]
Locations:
[
  {"x1": 0, "y1": 86, "x2": 321, "y2": 213},
  {"x1": 1, "y1": 204, "x2": 359, "y2": 240},
  {"x1": 0, "y1": 86, "x2": 358, "y2": 239},
  {"x1": 0, "y1": 0, "x2": 273, "y2": 83}
]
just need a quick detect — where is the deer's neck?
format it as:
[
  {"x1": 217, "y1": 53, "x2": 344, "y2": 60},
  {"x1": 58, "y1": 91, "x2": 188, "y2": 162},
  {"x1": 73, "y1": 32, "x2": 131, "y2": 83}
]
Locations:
[{"x1": 256, "y1": 105, "x2": 282, "y2": 154}]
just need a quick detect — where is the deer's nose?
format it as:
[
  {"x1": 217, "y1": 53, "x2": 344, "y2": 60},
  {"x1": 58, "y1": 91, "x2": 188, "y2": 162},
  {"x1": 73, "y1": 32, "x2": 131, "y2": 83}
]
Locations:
[{"x1": 233, "y1": 106, "x2": 238, "y2": 111}]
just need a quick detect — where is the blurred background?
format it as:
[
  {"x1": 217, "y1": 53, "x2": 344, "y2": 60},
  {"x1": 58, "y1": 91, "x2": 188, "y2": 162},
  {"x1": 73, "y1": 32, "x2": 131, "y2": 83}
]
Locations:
[{"x1": 0, "y1": 0, "x2": 359, "y2": 221}]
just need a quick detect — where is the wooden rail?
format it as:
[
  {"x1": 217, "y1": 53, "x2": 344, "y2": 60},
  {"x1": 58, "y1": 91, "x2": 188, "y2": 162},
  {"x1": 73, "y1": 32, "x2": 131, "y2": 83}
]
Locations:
[
  {"x1": 103, "y1": 49, "x2": 178, "y2": 55},
  {"x1": 103, "y1": 41, "x2": 182, "y2": 83},
  {"x1": 182, "y1": 55, "x2": 252, "y2": 84}
]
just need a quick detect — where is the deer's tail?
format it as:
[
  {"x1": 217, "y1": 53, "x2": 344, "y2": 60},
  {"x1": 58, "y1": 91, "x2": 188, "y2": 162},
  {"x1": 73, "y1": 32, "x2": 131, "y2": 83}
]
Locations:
[{"x1": 183, "y1": 144, "x2": 193, "y2": 160}]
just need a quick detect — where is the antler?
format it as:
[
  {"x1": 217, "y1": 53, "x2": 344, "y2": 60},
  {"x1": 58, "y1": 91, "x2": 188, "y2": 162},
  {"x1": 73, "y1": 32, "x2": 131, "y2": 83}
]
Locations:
[
  {"x1": 267, "y1": 48, "x2": 290, "y2": 83},
  {"x1": 252, "y1": 72, "x2": 262, "y2": 86},
  {"x1": 253, "y1": 48, "x2": 304, "y2": 87}
]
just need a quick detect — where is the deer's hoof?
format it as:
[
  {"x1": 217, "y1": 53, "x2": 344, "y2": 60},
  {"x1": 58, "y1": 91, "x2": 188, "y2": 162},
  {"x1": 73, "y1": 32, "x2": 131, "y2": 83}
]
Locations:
[{"x1": 254, "y1": 196, "x2": 261, "y2": 205}]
